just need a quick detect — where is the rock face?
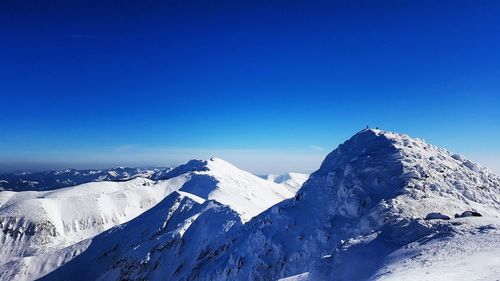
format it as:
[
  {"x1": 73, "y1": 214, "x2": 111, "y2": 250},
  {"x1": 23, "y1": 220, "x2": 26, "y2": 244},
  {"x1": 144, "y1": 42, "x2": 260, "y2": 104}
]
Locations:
[
  {"x1": 425, "y1": 212, "x2": 451, "y2": 220},
  {"x1": 455, "y1": 211, "x2": 483, "y2": 218},
  {"x1": 7, "y1": 129, "x2": 500, "y2": 281}
]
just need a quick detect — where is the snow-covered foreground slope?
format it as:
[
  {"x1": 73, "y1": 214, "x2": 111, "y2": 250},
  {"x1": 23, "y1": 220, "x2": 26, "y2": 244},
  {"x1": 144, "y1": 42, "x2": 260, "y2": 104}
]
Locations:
[
  {"x1": 279, "y1": 217, "x2": 500, "y2": 281},
  {"x1": 260, "y1": 172, "x2": 309, "y2": 194},
  {"x1": 0, "y1": 158, "x2": 295, "y2": 280},
  {"x1": 373, "y1": 217, "x2": 500, "y2": 281},
  {"x1": 40, "y1": 129, "x2": 500, "y2": 281}
]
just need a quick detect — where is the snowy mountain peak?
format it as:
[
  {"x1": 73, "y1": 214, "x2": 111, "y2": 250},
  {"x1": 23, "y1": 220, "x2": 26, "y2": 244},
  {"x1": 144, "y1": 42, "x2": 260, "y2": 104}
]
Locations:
[
  {"x1": 158, "y1": 157, "x2": 239, "y2": 181},
  {"x1": 301, "y1": 128, "x2": 500, "y2": 224},
  {"x1": 161, "y1": 157, "x2": 295, "y2": 222},
  {"x1": 205, "y1": 157, "x2": 242, "y2": 171},
  {"x1": 188, "y1": 129, "x2": 500, "y2": 280}
]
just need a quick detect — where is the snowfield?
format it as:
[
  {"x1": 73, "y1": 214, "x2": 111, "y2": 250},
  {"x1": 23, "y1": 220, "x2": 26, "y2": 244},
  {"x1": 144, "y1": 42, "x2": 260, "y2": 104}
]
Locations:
[
  {"x1": 260, "y1": 173, "x2": 309, "y2": 194},
  {"x1": 1, "y1": 129, "x2": 500, "y2": 281}
]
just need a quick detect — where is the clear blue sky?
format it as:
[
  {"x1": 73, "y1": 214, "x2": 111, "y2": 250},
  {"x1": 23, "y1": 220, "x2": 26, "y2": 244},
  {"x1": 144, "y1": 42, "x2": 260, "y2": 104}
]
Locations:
[{"x1": 1, "y1": 0, "x2": 499, "y2": 174}]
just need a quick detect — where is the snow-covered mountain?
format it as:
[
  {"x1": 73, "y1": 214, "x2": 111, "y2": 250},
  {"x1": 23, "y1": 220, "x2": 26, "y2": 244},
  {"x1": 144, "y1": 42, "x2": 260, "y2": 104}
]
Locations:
[
  {"x1": 37, "y1": 129, "x2": 500, "y2": 281},
  {"x1": 260, "y1": 173, "x2": 309, "y2": 194},
  {"x1": 0, "y1": 167, "x2": 172, "y2": 191},
  {"x1": 0, "y1": 158, "x2": 296, "y2": 280}
]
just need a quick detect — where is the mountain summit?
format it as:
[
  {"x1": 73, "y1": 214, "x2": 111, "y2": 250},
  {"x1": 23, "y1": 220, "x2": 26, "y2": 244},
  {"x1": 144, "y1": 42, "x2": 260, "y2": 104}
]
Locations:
[
  {"x1": 159, "y1": 156, "x2": 296, "y2": 222},
  {"x1": 299, "y1": 128, "x2": 500, "y2": 222},
  {"x1": 207, "y1": 128, "x2": 500, "y2": 280}
]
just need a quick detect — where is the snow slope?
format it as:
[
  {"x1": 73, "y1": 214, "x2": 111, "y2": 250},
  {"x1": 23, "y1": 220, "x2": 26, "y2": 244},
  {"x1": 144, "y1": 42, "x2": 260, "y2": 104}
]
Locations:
[
  {"x1": 39, "y1": 191, "x2": 243, "y2": 281},
  {"x1": 373, "y1": 217, "x2": 500, "y2": 281},
  {"x1": 261, "y1": 173, "x2": 309, "y2": 194},
  {"x1": 41, "y1": 129, "x2": 500, "y2": 281},
  {"x1": 0, "y1": 178, "x2": 173, "y2": 252},
  {"x1": 0, "y1": 157, "x2": 295, "y2": 280}
]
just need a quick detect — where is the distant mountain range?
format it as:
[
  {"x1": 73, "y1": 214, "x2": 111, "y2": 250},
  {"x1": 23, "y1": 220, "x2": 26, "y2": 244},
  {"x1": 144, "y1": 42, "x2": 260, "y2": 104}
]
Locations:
[
  {"x1": 0, "y1": 167, "x2": 172, "y2": 191},
  {"x1": 1, "y1": 129, "x2": 499, "y2": 281},
  {"x1": 0, "y1": 165, "x2": 308, "y2": 194}
]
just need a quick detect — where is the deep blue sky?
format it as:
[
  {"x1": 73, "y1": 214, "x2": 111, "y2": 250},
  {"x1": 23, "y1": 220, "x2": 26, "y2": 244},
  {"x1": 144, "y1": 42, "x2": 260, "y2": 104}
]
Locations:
[{"x1": 1, "y1": 0, "x2": 499, "y2": 173}]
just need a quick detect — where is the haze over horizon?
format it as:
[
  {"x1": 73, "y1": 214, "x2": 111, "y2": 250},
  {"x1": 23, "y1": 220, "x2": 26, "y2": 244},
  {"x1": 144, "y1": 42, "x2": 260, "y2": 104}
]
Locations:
[{"x1": 1, "y1": 0, "x2": 499, "y2": 174}]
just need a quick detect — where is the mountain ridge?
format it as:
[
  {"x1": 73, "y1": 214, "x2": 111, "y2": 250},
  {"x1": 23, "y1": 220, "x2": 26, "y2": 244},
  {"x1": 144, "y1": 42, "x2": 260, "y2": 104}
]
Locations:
[
  {"x1": 2, "y1": 129, "x2": 500, "y2": 281},
  {"x1": 0, "y1": 157, "x2": 302, "y2": 280},
  {"x1": 55, "y1": 128, "x2": 499, "y2": 281}
]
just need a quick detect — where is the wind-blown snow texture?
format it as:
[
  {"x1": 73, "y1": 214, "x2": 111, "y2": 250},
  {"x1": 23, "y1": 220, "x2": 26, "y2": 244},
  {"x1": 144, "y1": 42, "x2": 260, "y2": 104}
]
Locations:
[{"x1": 3, "y1": 129, "x2": 500, "y2": 281}]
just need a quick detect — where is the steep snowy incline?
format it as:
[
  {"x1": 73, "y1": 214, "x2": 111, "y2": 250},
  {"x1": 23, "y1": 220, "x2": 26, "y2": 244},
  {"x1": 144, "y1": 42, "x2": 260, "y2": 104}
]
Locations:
[
  {"x1": 253, "y1": 129, "x2": 500, "y2": 281},
  {"x1": 39, "y1": 191, "x2": 243, "y2": 281},
  {"x1": 260, "y1": 173, "x2": 309, "y2": 194}
]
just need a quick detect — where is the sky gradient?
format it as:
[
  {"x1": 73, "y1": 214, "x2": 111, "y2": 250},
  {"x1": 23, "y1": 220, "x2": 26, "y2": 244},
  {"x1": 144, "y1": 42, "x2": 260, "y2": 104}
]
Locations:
[{"x1": 1, "y1": 0, "x2": 499, "y2": 174}]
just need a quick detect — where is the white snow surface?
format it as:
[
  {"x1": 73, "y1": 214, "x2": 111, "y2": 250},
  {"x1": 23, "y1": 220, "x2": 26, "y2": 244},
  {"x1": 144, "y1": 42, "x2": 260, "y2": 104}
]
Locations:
[
  {"x1": 172, "y1": 157, "x2": 295, "y2": 222},
  {"x1": 372, "y1": 218, "x2": 500, "y2": 281},
  {"x1": 3, "y1": 129, "x2": 500, "y2": 281},
  {"x1": 278, "y1": 272, "x2": 310, "y2": 281},
  {"x1": 261, "y1": 172, "x2": 309, "y2": 194},
  {"x1": 0, "y1": 178, "x2": 170, "y2": 252}
]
